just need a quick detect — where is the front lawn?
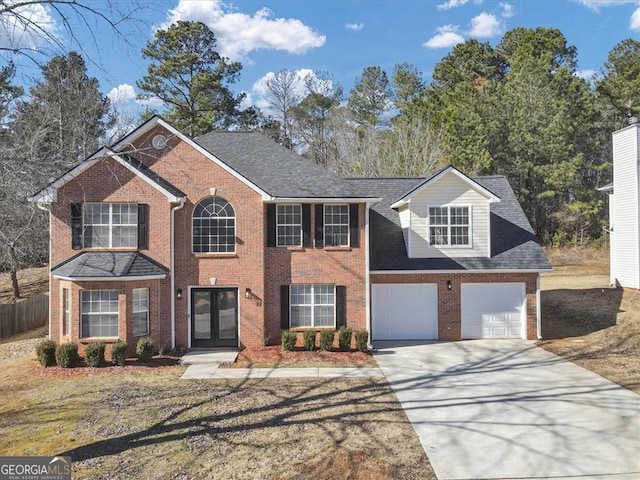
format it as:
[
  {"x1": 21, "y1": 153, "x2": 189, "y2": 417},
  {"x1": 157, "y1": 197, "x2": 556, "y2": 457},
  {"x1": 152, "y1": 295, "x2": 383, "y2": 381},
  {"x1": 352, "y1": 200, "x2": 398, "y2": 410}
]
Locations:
[{"x1": 0, "y1": 337, "x2": 434, "y2": 480}]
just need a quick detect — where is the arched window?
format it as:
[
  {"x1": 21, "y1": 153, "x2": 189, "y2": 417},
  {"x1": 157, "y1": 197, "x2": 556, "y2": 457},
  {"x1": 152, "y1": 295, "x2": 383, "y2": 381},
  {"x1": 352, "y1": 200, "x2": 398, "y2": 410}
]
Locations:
[{"x1": 192, "y1": 196, "x2": 236, "y2": 253}]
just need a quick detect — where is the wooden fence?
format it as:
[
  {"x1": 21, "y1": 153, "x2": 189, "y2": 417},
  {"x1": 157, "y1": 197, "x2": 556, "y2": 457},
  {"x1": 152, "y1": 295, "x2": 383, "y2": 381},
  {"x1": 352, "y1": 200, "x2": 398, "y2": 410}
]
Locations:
[{"x1": 0, "y1": 293, "x2": 49, "y2": 338}]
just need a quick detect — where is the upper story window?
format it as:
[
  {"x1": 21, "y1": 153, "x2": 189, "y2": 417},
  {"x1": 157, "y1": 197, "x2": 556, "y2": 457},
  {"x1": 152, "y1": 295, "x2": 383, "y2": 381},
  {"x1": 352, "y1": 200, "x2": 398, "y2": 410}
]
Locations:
[
  {"x1": 428, "y1": 206, "x2": 470, "y2": 247},
  {"x1": 276, "y1": 204, "x2": 302, "y2": 247},
  {"x1": 192, "y1": 196, "x2": 236, "y2": 253},
  {"x1": 324, "y1": 204, "x2": 349, "y2": 247},
  {"x1": 83, "y1": 203, "x2": 138, "y2": 248}
]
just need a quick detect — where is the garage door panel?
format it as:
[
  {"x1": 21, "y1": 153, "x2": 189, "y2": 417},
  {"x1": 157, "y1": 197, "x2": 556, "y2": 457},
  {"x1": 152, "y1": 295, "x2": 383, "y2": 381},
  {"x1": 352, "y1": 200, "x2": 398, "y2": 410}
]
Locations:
[
  {"x1": 462, "y1": 283, "x2": 525, "y2": 339},
  {"x1": 372, "y1": 284, "x2": 438, "y2": 340}
]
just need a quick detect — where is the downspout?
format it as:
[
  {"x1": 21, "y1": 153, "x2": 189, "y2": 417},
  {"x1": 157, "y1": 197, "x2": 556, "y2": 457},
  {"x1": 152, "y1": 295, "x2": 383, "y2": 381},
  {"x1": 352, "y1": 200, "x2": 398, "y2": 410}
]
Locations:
[
  {"x1": 365, "y1": 202, "x2": 372, "y2": 348},
  {"x1": 536, "y1": 274, "x2": 542, "y2": 340},
  {"x1": 170, "y1": 198, "x2": 186, "y2": 350},
  {"x1": 37, "y1": 201, "x2": 52, "y2": 340}
]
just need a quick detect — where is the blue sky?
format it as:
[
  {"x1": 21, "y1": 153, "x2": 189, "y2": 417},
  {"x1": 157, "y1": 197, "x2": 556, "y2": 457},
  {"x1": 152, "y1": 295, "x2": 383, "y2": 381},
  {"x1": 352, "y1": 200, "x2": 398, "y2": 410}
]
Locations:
[{"x1": 3, "y1": 0, "x2": 640, "y2": 120}]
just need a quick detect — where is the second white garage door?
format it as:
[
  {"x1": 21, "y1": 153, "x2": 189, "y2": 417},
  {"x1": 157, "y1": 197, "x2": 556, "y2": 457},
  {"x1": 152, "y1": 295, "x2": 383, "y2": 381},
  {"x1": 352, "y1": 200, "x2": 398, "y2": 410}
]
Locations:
[
  {"x1": 372, "y1": 283, "x2": 438, "y2": 340},
  {"x1": 461, "y1": 283, "x2": 526, "y2": 339}
]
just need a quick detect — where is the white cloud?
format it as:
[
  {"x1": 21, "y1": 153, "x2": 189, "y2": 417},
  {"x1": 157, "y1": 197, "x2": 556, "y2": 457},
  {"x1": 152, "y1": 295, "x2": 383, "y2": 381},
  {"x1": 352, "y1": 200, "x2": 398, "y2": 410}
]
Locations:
[
  {"x1": 575, "y1": 69, "x2": 597, "y2": 81},
  {"x1": 575, "y1": 0, "x2": 640, "y2": 12},
  {"x1": 0, "y1": 1, "x2": 58, "y2": 51},
  {"x1": 164, "y1": 0, "x2": 326, "y2": 61},
  {"x1": 250, "y1": 69, "x2": 331, "y2": 116},
  {"x1": 107, "y1": 84, "x2": 136, "y2": 105},
  {"x1": 631, "y1": 7, "x2": 640, "y2": 29},
  {"x1": 437, "y1": 0, "x2": 483, "y2": 10},
  {"x1": 346, "y1": 22, "x2": 364, "y2": 31},
  {"x1": 469, "y1": 12, "x2": 503, "y2": 38},
  {"x1": 499, "y1": 2, "x2": 515, "y2": 18},
  {"x1": 423, "y1": 25, "x2": 465, "y2": 49}
]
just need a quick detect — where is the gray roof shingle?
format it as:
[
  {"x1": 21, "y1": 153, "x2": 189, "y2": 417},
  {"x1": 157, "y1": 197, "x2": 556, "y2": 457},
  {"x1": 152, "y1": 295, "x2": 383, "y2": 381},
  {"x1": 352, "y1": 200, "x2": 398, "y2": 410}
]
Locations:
[
  {"x1": 52, "y1": 252, "x2": 169, "y2": 279},
  {"x1": 346, "y1": 175, "x2": 551, "y2": 271},
  {"x1": 194, "y1": 131, "x2": 377, "y2": 199}
]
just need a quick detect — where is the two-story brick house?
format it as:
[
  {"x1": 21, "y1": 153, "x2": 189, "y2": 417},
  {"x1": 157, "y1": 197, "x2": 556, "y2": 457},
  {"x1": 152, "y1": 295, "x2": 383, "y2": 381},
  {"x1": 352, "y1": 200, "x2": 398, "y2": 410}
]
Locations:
[{"x1": 30, "y1": 116, "x2": 551, "y2": 354}]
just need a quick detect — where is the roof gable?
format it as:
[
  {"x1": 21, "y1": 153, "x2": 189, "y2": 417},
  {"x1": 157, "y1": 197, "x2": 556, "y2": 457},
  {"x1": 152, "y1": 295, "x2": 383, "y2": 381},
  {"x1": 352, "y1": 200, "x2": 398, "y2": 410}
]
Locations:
[
  {"x1": 29, "y1": 147, "x2": 186, "y2": 203},
  {"x1": 390, "y1": 166, "x2": 500, "y2": 209}
]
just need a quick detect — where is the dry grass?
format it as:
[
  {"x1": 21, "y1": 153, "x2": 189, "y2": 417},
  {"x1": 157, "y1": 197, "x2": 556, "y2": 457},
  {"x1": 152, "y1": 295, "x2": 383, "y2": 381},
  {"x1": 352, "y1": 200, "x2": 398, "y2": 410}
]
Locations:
[
  {"x1": 0, "y1": 266, "x2": 48, "y2": 303},
  {"x1": 540, "y1": 247, "x2": 640, "y2": 394},
  {"x1": 0, "y1": 340, "x2": 433, "y2": 480}
]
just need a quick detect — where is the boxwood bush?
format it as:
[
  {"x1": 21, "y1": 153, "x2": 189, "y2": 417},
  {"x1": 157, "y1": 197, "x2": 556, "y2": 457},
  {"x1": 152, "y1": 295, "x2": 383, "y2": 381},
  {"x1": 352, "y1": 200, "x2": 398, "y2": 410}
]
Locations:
[
  {"x1": 35, "y1": 339, "x2": 57, "y2": 367},
  {"x1": 303, "y1": 330, "x2": 316, "y2": 351},
  {"x1": 319, "y1": 330, "x2": 334, "y2": 351},
  {"x1": 355, "y1": 329, "x2": 369, "y2": 353},
  {"x1": 338, "y1": 326, "x2": 353, "y2": 352},
  {"x1": 111, "y1": 340, "x2": 128, "y2": 366},
  {"x1": 281, "y1": 330, "x2": 297, "y2": 351},
  {"x1": 84, "y1": 342, "x2": 105, "y2": 367},
  {"x1": 55, "y1": 342, "x2": 78, "y2": 368},
  {"x1": 136, "y1": 336, "x2": 154, "y2": 362}
]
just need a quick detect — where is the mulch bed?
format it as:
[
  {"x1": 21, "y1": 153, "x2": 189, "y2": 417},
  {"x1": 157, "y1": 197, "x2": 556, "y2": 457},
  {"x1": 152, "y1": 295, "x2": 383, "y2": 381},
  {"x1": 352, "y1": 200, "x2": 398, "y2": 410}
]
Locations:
[
  {"x1": 32, "y1": 355, "x2": 182, "y2": 378},
  {"x1": 226, "y1": 345, "x2": 376, "y2": 368}
]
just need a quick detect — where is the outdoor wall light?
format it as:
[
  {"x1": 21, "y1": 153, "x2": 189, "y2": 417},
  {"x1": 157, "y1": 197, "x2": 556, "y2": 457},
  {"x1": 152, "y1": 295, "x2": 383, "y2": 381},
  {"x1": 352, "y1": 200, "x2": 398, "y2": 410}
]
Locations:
[
  {"x1": 447, "y1": 280, "x2": 452, "y2": 291},
  {"x1": 245, "y1": 287, "x2": 252, "y2": 299},
  {"x1": 176, "y1": 288, "x2": 183, "y2": 300}
]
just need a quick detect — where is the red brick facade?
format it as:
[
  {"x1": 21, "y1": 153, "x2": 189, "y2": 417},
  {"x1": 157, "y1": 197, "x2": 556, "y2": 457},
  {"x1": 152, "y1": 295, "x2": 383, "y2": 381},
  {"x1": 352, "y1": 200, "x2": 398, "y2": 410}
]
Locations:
[{"x1": 47, "y1": 124, "x2": 367, "y2": 352}]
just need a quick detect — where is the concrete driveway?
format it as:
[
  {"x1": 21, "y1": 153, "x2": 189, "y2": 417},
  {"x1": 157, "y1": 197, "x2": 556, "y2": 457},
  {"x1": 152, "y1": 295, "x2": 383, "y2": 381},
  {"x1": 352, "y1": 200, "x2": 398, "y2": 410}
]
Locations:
[{"x1": 374, "y1": 340, "x2": 640, "y2": 480}]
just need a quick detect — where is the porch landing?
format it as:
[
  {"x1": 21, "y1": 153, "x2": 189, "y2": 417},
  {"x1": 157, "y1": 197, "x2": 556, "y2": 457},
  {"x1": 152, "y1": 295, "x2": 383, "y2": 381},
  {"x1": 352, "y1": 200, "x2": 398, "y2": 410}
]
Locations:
[{"x1": 179, "y1": 349, "x2": 239, "y2": 365}]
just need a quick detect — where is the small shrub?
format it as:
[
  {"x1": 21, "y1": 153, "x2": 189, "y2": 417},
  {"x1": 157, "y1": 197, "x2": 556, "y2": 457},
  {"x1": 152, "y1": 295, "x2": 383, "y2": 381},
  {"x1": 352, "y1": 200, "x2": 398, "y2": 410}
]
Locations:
[
  {"x1": 136, "y1": 336, "x2": 154, "y2": 362},
  {"x1": 355, "y1": 329, "x2": 369, "y2": 353},
  {"x1": 55, "y1": 342, "x2": 78, "y2": 368},
  {"x1": 281, "y1": 330, "x2": 297, "y2": 351},
  {"x1": 84, "y1": 342, "x2": 105, "y2": 367},
  {"x1": 303, "y1": 330, "x2": 316, "y2": 351},
  {"x1": 35, "y1": 339, "x2": 57, "y2": 367},
  {"x1": 319, "y1": 330, "x2": 334, "y2": 351},
  {"x1": 338, "y1": 326, "x2": 353, "y2": 352},
  {"x1": 111, "y1": 340, "x2": 128, "y2": 366}
]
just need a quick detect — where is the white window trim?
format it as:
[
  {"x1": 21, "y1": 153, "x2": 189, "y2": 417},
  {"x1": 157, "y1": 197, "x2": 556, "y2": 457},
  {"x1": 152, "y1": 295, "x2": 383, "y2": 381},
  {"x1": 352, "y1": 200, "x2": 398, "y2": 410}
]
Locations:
[
  {"x1": 80, "y1": 290, "x2": 119, "y2": 339},
  {"x1": 83, "y1": 203, "x2": 138, "y2": 249},
  {"x1": 289, "y1": 284, "x2": 336, "y2": 328},
  {"x1": 323, "y1": 203, "x2": 350, "y2": 247},
  {"x1": 132, "y1": 288, "x2": 150, "y2": 337},
  {"x1": 276, "y1": 203, "x2": 303, "y2": 247},
  {"x1": 427, "y1": 204, "x2": 473, "y2": 248},
  {"x1": 62, "y1": 288, "x2": 70, "y2": 336},
  {"x1": 191, "y1": 197, "x2": 237, "y2": 254}
]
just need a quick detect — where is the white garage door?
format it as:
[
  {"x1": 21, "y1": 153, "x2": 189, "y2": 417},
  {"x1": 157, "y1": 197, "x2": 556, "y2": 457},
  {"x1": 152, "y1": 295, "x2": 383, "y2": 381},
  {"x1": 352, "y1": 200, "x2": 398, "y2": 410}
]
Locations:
[
  {"x1": 372, "y1": 284, "x2": 438, "y2": 340},
  {"x1": 461, "y1": 283, "x2": 526, "y2": 339}
]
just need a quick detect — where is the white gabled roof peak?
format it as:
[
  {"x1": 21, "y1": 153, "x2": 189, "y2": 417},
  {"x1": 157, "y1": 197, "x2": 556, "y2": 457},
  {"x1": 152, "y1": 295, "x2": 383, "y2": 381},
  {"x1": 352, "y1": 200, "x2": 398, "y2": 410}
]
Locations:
[{"x1": 390, "y1": 165, "x2": 501, "y2": 209}]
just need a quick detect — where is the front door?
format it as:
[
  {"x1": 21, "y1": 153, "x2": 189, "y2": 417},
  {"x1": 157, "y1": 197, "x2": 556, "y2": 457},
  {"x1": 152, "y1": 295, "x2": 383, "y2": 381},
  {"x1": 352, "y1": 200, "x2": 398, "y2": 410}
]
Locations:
[{"x1": 191, "y1": 288, "x2": 238, "y2": 347}]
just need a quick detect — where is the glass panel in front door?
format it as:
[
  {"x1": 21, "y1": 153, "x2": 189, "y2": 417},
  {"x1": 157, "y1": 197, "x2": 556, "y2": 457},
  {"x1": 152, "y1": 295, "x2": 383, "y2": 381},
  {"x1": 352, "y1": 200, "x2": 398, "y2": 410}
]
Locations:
[
  {"x1": 193, "y1": 291, "x2": 212, "y2": 339},
  {"x1": 217, "y1": 290, "x2": 237, "y2": 340}
]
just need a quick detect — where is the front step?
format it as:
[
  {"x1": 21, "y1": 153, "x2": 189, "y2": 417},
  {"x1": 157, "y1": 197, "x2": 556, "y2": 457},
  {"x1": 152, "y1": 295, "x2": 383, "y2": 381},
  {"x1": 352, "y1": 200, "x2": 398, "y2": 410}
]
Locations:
[{"x1": 180, "y1": 349, "x2": 238, "y2": 365}]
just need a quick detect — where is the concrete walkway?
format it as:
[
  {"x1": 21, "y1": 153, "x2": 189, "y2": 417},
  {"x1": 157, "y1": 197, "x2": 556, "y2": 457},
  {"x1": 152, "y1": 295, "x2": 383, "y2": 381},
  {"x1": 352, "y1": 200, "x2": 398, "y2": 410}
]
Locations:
[
  {"x1": 181, "y1": 364, "x2": 383, "y2": 379},
  {"x1": 374, "y1": 340, "x2": 640, "y2": 480}
]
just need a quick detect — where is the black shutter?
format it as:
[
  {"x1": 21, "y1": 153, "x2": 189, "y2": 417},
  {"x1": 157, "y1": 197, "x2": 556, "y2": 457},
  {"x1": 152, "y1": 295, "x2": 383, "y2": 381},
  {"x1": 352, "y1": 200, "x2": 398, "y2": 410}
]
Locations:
[
  {"x1": 71, "y1": 203, "x2": 82, "y2": 250},
  {"x1": 349, "y1": 204, "x2": 359, "y2": 248},
  {"x1": 280, "y1": 285, "x2": 290, "y2": 329},
  {"x1": 302, "y1": 204, "x2": 311, "y2": 247},
  {"x1": 314, "y1": 204, "x2": 324, "y2": 248},
  {"x1": 137, "y1": 204, "x2": 148, "y2": 249},
  {"x1": 336, "y1": 285, "x2": 346, "y2": 328},
  {"x1": 267, "y1": 204, "x2": 276, "y2": 247}
]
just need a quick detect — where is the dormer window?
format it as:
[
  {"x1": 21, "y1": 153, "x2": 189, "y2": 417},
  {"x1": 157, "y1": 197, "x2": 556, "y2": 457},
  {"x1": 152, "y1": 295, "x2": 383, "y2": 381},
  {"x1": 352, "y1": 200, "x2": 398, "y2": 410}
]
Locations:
[{"x1": 428, "y1": 206, "x2": 470, "y2": 247}]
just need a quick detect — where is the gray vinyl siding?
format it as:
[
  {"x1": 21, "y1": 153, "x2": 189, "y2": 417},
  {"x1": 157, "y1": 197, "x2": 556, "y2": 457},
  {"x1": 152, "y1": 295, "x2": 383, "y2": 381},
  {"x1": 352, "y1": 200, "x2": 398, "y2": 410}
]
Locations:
[
  {"x1": 408, "y1": 174, "x2": 490, "y2": 258},
  {"x1": 612, "y1": 125, "x2": 640, "y2": 288}
]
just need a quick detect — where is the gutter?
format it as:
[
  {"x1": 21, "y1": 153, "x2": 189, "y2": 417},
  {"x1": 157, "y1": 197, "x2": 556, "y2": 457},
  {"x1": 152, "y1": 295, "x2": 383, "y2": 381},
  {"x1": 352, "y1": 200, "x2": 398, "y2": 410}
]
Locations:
[
  {"x1": 365, "y1": 202, "x2": 372, "y2": 348},
  {"x1": 36, "y1": 202, "x2": 52, "y2": 340},
  {"x1": 170, "y1": 198, "x2": 186, "y2": 350},
  {"x1": 536, "y1": 274, "x2": 542, "y2": 340}
]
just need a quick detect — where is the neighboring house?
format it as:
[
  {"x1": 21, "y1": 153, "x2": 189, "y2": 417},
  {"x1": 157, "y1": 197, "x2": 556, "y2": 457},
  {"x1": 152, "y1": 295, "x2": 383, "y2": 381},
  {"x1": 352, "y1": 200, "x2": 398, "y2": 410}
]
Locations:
[
  {"x1": 599, "y1": 119, "x2": 640, "y2": 288},
  {"x1": 29, "y1": 116, "x2": 551, "y2": 354}
]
